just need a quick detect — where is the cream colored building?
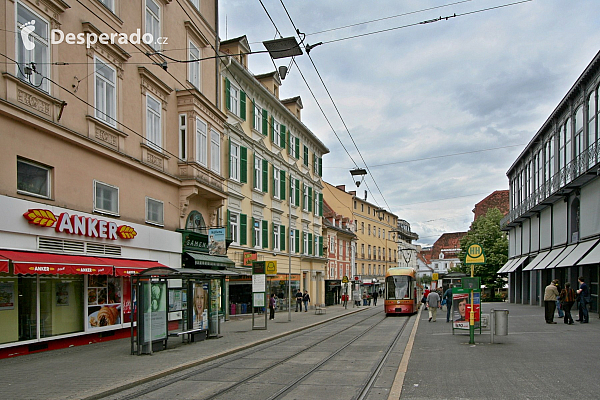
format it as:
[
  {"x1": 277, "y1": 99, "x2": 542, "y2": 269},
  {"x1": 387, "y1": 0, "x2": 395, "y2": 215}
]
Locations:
[
  {"x1": 323, "y1": 183, "x2": 399, "y2": 293},
  {"x1": 219, "y1": 37, "x2": 329, "y2": 309},
  {"x1": 0, "y1": 0, "x2": 229, "y2": 353}
]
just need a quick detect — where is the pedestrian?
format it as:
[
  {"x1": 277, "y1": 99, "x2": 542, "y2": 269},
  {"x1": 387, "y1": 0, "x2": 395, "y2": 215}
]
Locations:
[
  {"x1": 362, "y1": 291, "x2": 368, "y2": 306},
  {"x1": 576, "y1": 276, "x2": 590, "y2": 323},
  {"x1": 372, "y1": 290, "x2": 379, "y2": 306},
  {"x1": 353, "y1": 290, "x2": 361, "y2": 307},
  {"x1": 269, "y1": 293, "x2": 276, "y2": 320},
  {"x1": 554, "y1": 280, "x2": 564, "y2": 318},
  {"x1": 295, "y1": 289, "x2": 303, "y2": 312},
  {"x1": 426, "y1": 289, "x2": 441, "y2": 322},
  {"x1": 443, "y1": 284, "x2": 453, "y2": 323},
  {"x1": 543, "y1": 280, "x2": 559, "y2": 324},
  {"x1": 423, "y1": 286, "x2": 430, "y2": 310},
  {"x1": 303, "y1": 290, "x2": 311, "y2": 312},
  {"x1": 560, "y1": 282, "x2": 576, "y2": 325}
]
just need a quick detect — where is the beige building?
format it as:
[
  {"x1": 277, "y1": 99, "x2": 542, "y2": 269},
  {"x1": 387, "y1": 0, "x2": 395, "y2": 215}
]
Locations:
[
  {"x1": 0, "y1": 0, "x2": 230, "y2": 355},
  {"x1": 323, "y1": 183, "x2": 399, "y2": 293},
  {"x1": 219, "y1": 37, "x2": 329, "y2": 309}
]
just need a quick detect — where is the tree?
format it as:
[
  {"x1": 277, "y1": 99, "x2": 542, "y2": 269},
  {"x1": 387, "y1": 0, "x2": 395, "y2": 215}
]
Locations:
[{"x1": 458, "y1": 208, "x2": 508, "y2": 298}]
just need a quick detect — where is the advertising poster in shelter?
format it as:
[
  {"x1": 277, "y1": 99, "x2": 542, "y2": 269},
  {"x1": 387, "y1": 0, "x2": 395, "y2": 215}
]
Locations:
[
  {"x1": 208, "y1": 228, "x2": 226, "y2": 255},
  {"x1": 192, "y1": 283, "x2": 208, "y2": 330},
  {"x1": 452, "y1": 290, "x2": 481, "y2": 330},
  {"x1": 140, "y1": 282, "x2": 167, "y2": 342}
]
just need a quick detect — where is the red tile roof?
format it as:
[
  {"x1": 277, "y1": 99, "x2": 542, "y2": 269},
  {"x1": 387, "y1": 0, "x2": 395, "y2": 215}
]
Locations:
[
  {"x1": 431, "y1": 232, "x2": 467, "y2": 260},
  {"x1": 473, "y1": 190, "x2": 509, "y2": 220}
]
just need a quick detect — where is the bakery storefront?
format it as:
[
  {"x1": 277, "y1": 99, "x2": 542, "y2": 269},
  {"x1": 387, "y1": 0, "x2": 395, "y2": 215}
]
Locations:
[{"x1": 0, "y1": 196, "x2": 181, "y2": 358}]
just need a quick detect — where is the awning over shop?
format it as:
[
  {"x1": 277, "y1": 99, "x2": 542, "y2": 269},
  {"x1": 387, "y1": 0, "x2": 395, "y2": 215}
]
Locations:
[
  {"x1": 498, "y1": 258, "x2": 518, "y2": 274},
  {"x1": 576, "y1": 240, "x2": 600, "y2": 266},
  {"x1": 0, "y1": 258, "x2": 8, "y2": 273},
  {"x1": 555, "y1": 239, "x2": 599, "y2": 268},
  {"x1": 522, "y1": 251, "x2": 550, "y2": 271},
  {"x1": 533, "y1": 247, "x2": 566, "y2": 270},
  {"x1": 506, "y1": 256, "x2": 528, "y2": 273},
  {"x1": 0, "y1": 250, "x2": 113, "y2": 275},
  {"x1": 95, "y1": 258, "x2": 167, "y2": 277},
  {"x1": 184, "y1": 252, "x2": 235, "y2": 268},
  {"x1": 545, "y1": 244, "x2": 577, "y2": 270}
]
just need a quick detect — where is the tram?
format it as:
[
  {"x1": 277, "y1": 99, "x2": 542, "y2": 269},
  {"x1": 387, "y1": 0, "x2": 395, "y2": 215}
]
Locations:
[{"x1": 384, "y1": 267, "x2": 418, "y2": 315}]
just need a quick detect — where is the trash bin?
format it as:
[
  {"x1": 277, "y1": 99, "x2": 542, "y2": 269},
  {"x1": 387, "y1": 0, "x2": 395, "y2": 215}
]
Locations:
[
  {"x1": 230, "y1": 303, "x2": 236, "y2": 316},
  {"x1": 236, "y1": 304, "x2": 241, "y2": 314},
  {"x1": 494, "y1": 309, "x2": 509, "y2": 336},
  {"x1": 241, "y1": 303, "x2": 247, "y2": 314}
]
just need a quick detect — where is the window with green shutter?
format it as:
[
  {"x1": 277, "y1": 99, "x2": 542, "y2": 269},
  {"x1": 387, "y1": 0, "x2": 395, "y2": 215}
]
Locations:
[
  {"x1": 262, "y1": 220, "x2": 268, "y2": 249},
  {"x1": 280, "y1": 225, "x2": 286, "y2": 251},
  {"x1": 240, "y1": 91, "x2": 246, "y2": 120},
  {"x1": 240, "y1": 214, "x2": 247, "y2": 245},
  {"x1": 262, "y1": 109, "x2": 268, "y2": 136},
  {"x1": 295, "y1": 178, "x2": 300, "y2": 206},
  {"x1": 303, "y1": 145, "x2": 309, "y2": 166},
  {"x1": 280, "y1": 125, "x2": 286, "y2": 149},
  {"x1": 318, "y1": 157, "x2": 322, "y2": 176},
  {"x1": 295, "y1": 137, "x2": 300, "y2": 159},
  {"x1": 280, "y1": 170, "x2": 286, "y2": 200},
  {"x1": 251, "y1": 217, "x2": 256, "y2": 247},
  {"x1": 308, "y1": 233, "x2": 313, "y2": 255},
  {"x1": 319, "y1": 236, "x2": 323, "y2": 257},
  {"x1": 295, "y1": 229, "x2": 300, "y2": 253},
  {"x1": 226, "y1": 209, "x2": 231, "y2": 239},
  {"x1": 270, "y1": 116, "x2": 275, "y2": 142},
  {"x1": 225, "y1": 78, "x2": 231, "y2": 110},
  {"x1": 308, "y1": 187, "x2": 313, "y2": 212},
  {"x1": 319, "y1": 193, "x2": 323, "y2": 216},
  {"x1": 240, "y1": 146, "x2": 247, "y2": 183},
  {"x1": 262, "y1": 159, "x2": 269, "y2": 193}
]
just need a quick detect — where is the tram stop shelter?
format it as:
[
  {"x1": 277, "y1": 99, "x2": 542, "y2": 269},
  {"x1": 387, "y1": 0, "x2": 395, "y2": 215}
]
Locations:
[{"x1": 130, "y1": 266, "x2": 237, "y2": 355}]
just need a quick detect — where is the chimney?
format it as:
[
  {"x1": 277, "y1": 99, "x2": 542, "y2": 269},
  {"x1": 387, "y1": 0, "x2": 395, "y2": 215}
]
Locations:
[
  {"x1": 336, "y1": 185, "x2": 346, "y2": 192},
  {"x1": 364, "y1": 190, "x2": 367, "y2": 201}
]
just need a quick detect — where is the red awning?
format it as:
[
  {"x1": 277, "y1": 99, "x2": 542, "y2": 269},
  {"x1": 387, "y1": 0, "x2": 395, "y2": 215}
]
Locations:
[
  {"x1": 94, "y1": 257, "x2": 166, "y2": 276},
  {"x1": 0, "y1": 250, "x2": 113, "y2": 275},
  {"x1": 0, "y1": 259, "x2": 8, "y2": 273}
]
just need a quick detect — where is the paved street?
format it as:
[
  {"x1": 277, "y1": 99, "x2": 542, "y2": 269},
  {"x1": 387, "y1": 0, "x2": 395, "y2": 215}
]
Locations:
[{"x1": 0, "y1": 303, "x2": 597, "y2": 399}]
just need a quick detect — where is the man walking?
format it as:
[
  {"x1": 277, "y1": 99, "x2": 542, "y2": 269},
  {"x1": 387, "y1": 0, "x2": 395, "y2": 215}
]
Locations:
[
  {"x1": 372, "y1": 290, "x2": 379, "y2": 306},
  {"x1": 544, "y1": 280, "x2": 559, "y2": 324},
  {"x1": 426, "y1": 289, "x2": 441, "y2": 322},
  {"x1": 443, "y1": 285, "x2": 453, "y2": 323},
  {"x1": 302, "y1": 290, "x2": 311, "y2": 312},
  {"x1": 295, "y1": 289, "x2": 303, "y2": 312},
  {"x1": 577, "y1": 276, "x2": 589, "y2": 323}
]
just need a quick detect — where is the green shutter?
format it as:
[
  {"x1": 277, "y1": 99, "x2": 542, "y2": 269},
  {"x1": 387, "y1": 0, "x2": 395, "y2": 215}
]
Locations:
[
  {"x1": 262, "y1": 220, "x2": 268, "y2": 249},
  {"x1": 262, "y1": 159, "x2": 269, "y2": 193},
  {"x1": 226, "y1": 210, "x2": 231, "y2": 240},
  {"x1": 308, "y1": 233, "x2": 313, "y2": 255},
  {"x1": 301, "y1": 231, "x2": 304, "y2": 254},
  {"x1": 302, "y1": 183, "x2": 305, "y2": 209},
  {"x1": 251, "y1": 217, "x2": 255, "y2": 247},
  {"x1": 295, "y1": 229, "x2": 300, "y2": 253},
  {"x1": 319, "y1": 193, "x2": 323, "y2": 217},
  {"x1": 240, "y1": 91, "x2": 246, "y2": 120},
  {"x1": 240, "y1": 214, "x2": 247, "y2": 245},
  {"x1": 272, "y1": 222, "x2": 275, "y2": 250},
  {"x1": 280, "y1": 225, "x2": 285, "y2": 251},
  {"x1": 312, "y1": 153, "x2": 316, "y2": 174},
  {"x1": 295, "y1": 178, "x2": 300, "y2": 206},
  {"x1": 319, "y1": 236, "x2": 324, "y2": 257},
  {"x1": 308, "y1": 187, "x2": 313, "y2": 212},
  {"x1": 280, "y1": 170, "x2": 286, "y2": 200},
  {"x1": 262, "y1": 109, "x2": 268, "y2": 135},
  {"x1": 225, "y1": 78, "x2": 231, "y2": 110},
  {"x1": 270, "y1": 116, "x2": 275, "y2": 142},
  {"x1": 318, "y1": 157, "x2": 322, "y2": 177},
  {"x1": 280, "y1": 125, "x2": 286, "y2": 149},
  {"x1": 272, "y1": 164, "x2": 276, "y2": 196},
  {"x1": 251, "y1": 100, "x2": 255, "y2": 129},
  {"x1": 240, "y1": 146, "x2": 247, "y2": 184},
  {"x1": 252, "y1": 152, "x2": 256, "y2": 188},
  {"x1": 303, "y1": 145, "x2": 308, "y2": 166},
  {"x1": 295, "y1": 137, "x2": 300, "y2": 159},
  {"x1": 228, "y1": 138, "x2": 232, "y2": 178}
]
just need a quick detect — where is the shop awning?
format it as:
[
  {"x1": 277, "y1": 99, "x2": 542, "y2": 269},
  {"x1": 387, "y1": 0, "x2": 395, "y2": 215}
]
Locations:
[
  {"x1": 545, "y1": 244, "x2": 577, "y2": 270},
  {"x1": 184, "y1": 252, "x2": 235, "y2": 268},
  {"x1": 522, "y1": 251, "x2": 550, "y2": 271},
  {"x1": 533, "y1": 247, "x2": 566, "y2": 270},
  {"x1": 555, "y1": 239, "x2": 599, "y2": 268},
  {"x1": 95, "y1": 258, "x2": 168, "y2": 277},
  {"x1": 506, "y1": 256, "x2": 528, "y2": 273},
  {"x1": 0, "y1": 258, "x2": 8, "y2": 273},
  {"x1": 575, "y1": 240, "x2": 600, "y2": 266},
  {"x1": 497, "y1": 258, "x2": 518, "y2": 274},
  {"x1": 0, "y1": 250, "x2": 113, "y2": 275}
]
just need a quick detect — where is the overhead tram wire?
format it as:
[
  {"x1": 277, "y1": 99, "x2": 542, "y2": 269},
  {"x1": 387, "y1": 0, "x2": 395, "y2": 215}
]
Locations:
[
  {"x1": 319, "y1": 0, "x2": 534, "y2": 45},
  {"x1": 278, "y1": 0, "x2": 391, "y2": 211}
]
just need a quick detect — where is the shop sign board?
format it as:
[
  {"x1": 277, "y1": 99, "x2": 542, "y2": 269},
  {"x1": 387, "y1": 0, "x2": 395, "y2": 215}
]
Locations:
[
  {"x1": 23, "y1": 209, "x2": 137, "y2": 240},
  {"x1": 243, "y1": 251, "x2": 257, "y2": 266},
  {"x1": 265, "y1": 261, "x2": 277, "y2": 275},
  {"x1": 208, "y1": 228, "x2": 226, "y2": 255},
  {"x1": 181, "y1": 231, "x2": 209, "y2": 253}
]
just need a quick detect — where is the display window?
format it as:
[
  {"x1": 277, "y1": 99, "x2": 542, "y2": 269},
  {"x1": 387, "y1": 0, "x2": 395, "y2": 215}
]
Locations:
[{"x1": 87, "y1": 275, "x2": 122, "y2": 329}]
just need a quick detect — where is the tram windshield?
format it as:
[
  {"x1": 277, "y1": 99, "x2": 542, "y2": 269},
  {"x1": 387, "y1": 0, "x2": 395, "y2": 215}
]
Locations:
[{"x1": 386, "y1": 276, "x2": 412, "y2": 299}]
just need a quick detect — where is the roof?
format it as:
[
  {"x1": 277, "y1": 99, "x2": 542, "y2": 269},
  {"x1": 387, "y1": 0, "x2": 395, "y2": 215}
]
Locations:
[
  {"x1": 473, "y1": 190, "x2": 509, "y2": 220},
  {"x1": 431, "y1": 232, "x2": 467, "y2": 260}
]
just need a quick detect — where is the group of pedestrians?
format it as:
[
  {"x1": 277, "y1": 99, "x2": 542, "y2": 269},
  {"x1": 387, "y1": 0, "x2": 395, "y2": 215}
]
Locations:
[
  {"x1": 543, "y1": 277, "x2": 590, "y2": 325},
  {"x1": 294, "y1": 289, "x2": 311, "y2": 312}
]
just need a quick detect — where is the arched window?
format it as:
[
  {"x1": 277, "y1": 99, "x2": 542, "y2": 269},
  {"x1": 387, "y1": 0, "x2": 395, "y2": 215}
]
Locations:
[{"x1": 185, "y1": 210, "x2": 206, "y2": 232}]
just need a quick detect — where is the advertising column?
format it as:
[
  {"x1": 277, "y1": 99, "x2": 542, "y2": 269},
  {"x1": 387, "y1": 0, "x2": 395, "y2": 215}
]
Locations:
[{"x1": 252, "y1": 261, "x2": 267, "y2": 330}]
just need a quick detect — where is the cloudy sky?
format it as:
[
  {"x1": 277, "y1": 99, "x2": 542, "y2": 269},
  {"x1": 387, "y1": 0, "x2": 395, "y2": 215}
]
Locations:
[{"x1": 218, "y1": 0, "x2": 600, "y2": 246}]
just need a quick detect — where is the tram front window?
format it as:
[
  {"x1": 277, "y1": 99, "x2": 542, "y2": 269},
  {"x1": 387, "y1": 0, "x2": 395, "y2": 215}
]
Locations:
[{"x1": 386, "y1": 276, "x2": 411, "y2": 299}]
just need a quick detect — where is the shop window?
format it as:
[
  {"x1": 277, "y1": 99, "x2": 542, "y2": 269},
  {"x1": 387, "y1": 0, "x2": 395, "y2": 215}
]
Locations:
[
  {"x1": 41, "y1": 276, "x2": 84, "y2": 337},
  {"x1": 87, "y1": 275, "x2": 122, "y2": 330},
  {"x1": 145, "y1": 197, "x2": 164, "y2": 226},
  {"x1": 17, "y1": 158, "x2": 51, "y2": 199},
  {"x1": 94, "y1": 180, "x2": 119, "y2": 215}
]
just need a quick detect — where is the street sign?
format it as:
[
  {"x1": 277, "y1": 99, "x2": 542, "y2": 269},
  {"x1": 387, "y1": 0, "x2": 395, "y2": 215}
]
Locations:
[
  {"x1": 342, "y1": 276, "x2": 349, "y2": 283},
  {"x1": 265, "y1": 260, "x2": 277, "y2": 275},
  {"x1": 466, "y1": 244, "x2": 486, "y2": 264},
  {"x1": 432, "y1": 273, "x2": 439, "y2": 281}
]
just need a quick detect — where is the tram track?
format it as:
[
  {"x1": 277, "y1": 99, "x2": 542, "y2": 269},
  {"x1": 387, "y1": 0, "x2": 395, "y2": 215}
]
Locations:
[{"x1": 104, "y1": 309, "x2": 386, "y2": 400}]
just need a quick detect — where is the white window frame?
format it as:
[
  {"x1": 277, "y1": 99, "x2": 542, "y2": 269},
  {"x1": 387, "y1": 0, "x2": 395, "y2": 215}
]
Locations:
[
  {"x1": 273, "y1": 224, "x2": 280, "y2": 251},
  {"x1": 303, "y1": 232, "x2": 309, "y2": 255},
  {"x1": 230, "y1": 141, "x2": 240, "y2": 181},
  {"x1": 314, "y1": 191, "x2": 319, "y2": 215},
  {"x1": 329, "y1": 237, "x2": 335, "y2": 253},
  {"x1": 210, "y1": 129, "x2": 220, "y2": 173},
  {"x1": 254, "y1": 103, "x2": 262, "y2": 133},
  {"x1": 254, "y1": 219, "x2": 262, "y2": 249},
  {"x1": 303, "y1": 184, "x2": 309, "y2": 211},
  {"x1": 196, "y1": 117, "x2": 207, "y2": 166},
  {"x1": 179, "y1": 113, "x2": 187, "y2": 160},
  {"x1": 94, "y1": 56, "x2": 117, "y2": 127},
  {"x1": 17, "y1": 158, "x2": 51, "y2": 199},
  {"x1": 146, "y1": 94, "x2": 162, "y2": 151},
  {"x1": 145, "y1": 0, "x2": 161, "y2": 50},
  {"x1": 229, "y1": 212, "x2": 239, "y2": 245},
  {"x1": 254, "y1": 155, "x2": 263, "y2": 191},
  {"x1": 289, "y1": 132, "x2": 297, "y2": 158},
  {"x1": 230, "y1": 84, "x2": 239, "y2": 116},
  {"x1": 16, "y1": 3, "x2": 50, "y2": 92},
  {"x1": 273, "y1": 166, "x2": 280, "y2": 199},
  {"x1": 290, "y1": 229, "x2": 296, "y2": 253},
  {"x1": 273, "y1": 119, "x2": 281, "y2": 146},
  {"x1": 188, "y1": 41, "x2": 200, "y2": 89},
  {"x1": 314, "y1": 234, "x2": 319, "y2": 256},
  {"x1": 290, "y1": 176, "x2": 296, "y2": 205},
  {"x1": 94, "y1": 180, "x2": 119, "y2": 216},
  {"x1": 145, "y1": 197, "x2": 164, "y2": 226},
  {"x1": 98, "y1": 0, "x2": 114, "y2": 12}
]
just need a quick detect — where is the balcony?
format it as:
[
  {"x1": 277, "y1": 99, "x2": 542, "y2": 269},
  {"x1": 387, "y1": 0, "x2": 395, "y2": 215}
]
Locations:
[{"x1": 502, "y1": 143, "x2": 599, "y2": 229}]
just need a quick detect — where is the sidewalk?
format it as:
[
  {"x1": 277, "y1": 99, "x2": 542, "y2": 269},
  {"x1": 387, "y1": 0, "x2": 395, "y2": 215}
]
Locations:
[
  {"x1": 401, "y1": 302, "x2": 600, "y2": 399},
  {"x1": 0, "y1": 304, "x2": 365, "y2": 400}
]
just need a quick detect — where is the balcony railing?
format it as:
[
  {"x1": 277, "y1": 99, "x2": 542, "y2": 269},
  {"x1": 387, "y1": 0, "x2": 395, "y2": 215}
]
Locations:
[{"x1": 502, "y1": 143, "x2": 599, "y2": 227}]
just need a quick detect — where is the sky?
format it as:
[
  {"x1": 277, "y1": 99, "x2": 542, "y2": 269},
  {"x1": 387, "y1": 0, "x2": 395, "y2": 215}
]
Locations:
[{"x1": 218, "y1": 0, "x2": 600, "y2": 246}]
